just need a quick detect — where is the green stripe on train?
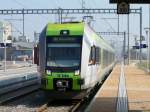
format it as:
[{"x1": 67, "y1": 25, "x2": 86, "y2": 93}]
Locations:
[
  {"x1": 46, "y1": 23, "x2": 84, "y2": 36},
  {"x1": 44, "y1": 72, "x2": 81, "y2": 90}
]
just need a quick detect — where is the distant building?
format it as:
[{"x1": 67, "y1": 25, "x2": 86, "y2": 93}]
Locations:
[
  {"x1": 34, "y1": 31, "x2": 40, "y2": 43},
  {"x1": 18, "y1": 36, "x2": 27, "y2": 42},
  {"x1": 0, "y1": 21, "x2": 12, "y2": 44},
  {"x1": 0, "y1": 41, "x2": 35, "y2": 61}
]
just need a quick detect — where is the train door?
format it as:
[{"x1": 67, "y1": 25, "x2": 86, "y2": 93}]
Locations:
[
  {"x1": 88, "y1": 45, "x2": 97, "y2": 87},
  {"x1": 33, "y1": 45, "x2": 39, "y2": 65}
]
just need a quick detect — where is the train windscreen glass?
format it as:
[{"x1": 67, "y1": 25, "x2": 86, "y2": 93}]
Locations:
[{"x1": 47, "y1": 43, "x2": 81, "y2": 67}]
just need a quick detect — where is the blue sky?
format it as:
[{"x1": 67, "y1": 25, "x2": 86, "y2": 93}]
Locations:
[
  {"x1": 0, "y1": 0, "x2": 149, "y2": 48},
  {"x1": 0, "y1": 0, "x2": 112, "y2": 9}
]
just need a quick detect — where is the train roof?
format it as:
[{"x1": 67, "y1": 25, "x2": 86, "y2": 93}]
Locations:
[
  {"x1": 45, "y1": 22, "x2": 114, "y2": 52},
  {"x1": 84, "y1": 24, "x2": 114, "y2": 52},
  {"x1": 94, "y1": 33, "x2": 114, "y2": 52},
  {"x1": 46, "y1": 22, "x2": 84, "y2": 36}
]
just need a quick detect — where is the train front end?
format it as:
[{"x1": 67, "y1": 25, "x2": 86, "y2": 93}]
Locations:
[{"x1": 39, "y1": 23, "x2": 85, "y2": 99}]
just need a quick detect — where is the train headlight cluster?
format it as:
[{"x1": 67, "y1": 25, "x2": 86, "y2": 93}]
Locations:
[
  {"x1": 75, "y1": 70, "x2": 80, "y2": 75},
  {"x1": 46, "y1": 70, "x2": 51, "y2": 75}
]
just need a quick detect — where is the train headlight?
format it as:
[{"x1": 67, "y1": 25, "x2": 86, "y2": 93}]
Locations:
[
  {"x1": 75, "y1": 70, "x2": 80, "y2": 75},
  {"x1": 46, "y1": 70, "x2": 51, "y2": 75}
]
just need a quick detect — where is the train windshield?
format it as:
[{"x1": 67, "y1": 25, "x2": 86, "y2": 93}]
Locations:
[{"x1": 47, "y1": 43, "x2": 81, "y2": 67}]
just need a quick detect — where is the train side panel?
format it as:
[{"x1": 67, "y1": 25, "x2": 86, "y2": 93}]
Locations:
[
  {"x1": 80, "y1": 33, "x2": 91, "y2": 89},
  {"x1": 80, "y1": 24, "x2": 115, "y2": 91}
]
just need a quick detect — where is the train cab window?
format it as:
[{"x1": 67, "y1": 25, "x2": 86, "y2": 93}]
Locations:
[
  {"x1": 89, "y1": 46, "x2": 96, "y2": 65},
  {"x1": 47, "y1": 43, "x2": 81, "y2": 67}
]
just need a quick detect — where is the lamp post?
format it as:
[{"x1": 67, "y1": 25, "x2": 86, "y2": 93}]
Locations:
[
  {"x1": 143, "y1": 5, "x2": 150, "y2": 72},
  {"x1": 0, "y1": 26, "x2": 7, "y2": 72},
  {"x1": 4, "y1": 38, "x2": 6, "y2": 72},
  {"x1": 144, "y1": 28, "x2": 150, "y2": 72},
  {"x1": 134, "y1": 36, "x2": 138, "y2": 60},
  {"x1": 3, "y1": 27, "x2": 7, "y2": 72}
]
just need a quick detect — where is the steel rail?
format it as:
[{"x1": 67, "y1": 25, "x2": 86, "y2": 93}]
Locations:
[
  {"x1": 0, "y1": 84, "x2": 39, "y2": 104},
  {"x1": 36, "y1": 103, "x2": 48, "y2": 112},
  {"x1": 69, "y1": 99, "x2": 83, "y2": 112}
]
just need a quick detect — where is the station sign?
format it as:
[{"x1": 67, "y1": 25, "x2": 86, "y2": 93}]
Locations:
[
  {"x1": 110, "y1": 0, "x2": 150, "y2": 4},
  {"x1": 133, "y1": 44, "x2": 148, "y2": 49},
  {"x1": 140, "y1": 44, "x2": 148, "y2": 48},
  {"x1": 117, "y1": 2, "x2": 129, "y2": 14},
  {"x1": 133, "y1": 46, "x2": 140, "y2": 49}
]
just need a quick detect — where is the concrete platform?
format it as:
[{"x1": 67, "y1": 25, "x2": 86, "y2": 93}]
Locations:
[
  {"x1": 86, "y1": 63, "x2": 150, "y2": 112},
  {"x1": 0, "y1": 61, "x2": 34, "y2": 70},
  {"x1": 0, "y1": 66, "x2": 40, "y2": 103},
  {"x1": 125, "y1": 65, "x2": 150, "y2": 111},
  {"x1": 0, "y1": 66, "x2": 37, "y2": 79},
  {"x1": 86, "y1": 65, "x2": 121, "y2": 112}
]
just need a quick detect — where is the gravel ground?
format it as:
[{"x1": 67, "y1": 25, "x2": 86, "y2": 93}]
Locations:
[
  {"x1": 0, "y1": 105, "x2": 36, "y2": 112},
  {"x1": 0, "y1": 91, "x2": 73, "y2": 112},
  {"x1": 47, "y1": 106, "x2": 71, "y2": 112},
  {"x1": 0, "y1": 105, "x2": 71, "y2": 112},
  {"x1": 0, "y1": 90, "x2": 47, "y2": 112}
]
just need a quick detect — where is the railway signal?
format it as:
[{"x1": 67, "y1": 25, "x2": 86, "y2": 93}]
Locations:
[
  {"x1": 133, "y1": 46, "x2": 140, "y2": 49},
  {"x1": 133, "y1": 44, "x2": 148, "y2": 49},
  {"x1": 140, "y1": 44, "x2": 148, "y2": 48}
]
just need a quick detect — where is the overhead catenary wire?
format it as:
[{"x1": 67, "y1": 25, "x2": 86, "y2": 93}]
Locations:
[
  {"x1": 13, "y1": 0, "x2": 27, "y2": 8},
  {"x1": 77, "y1": 0, "x2": 82, "y2": 8},
  {"x1": 9, "y1": 0, "x2": 56, "y2": 39},
  {"x1": 12, "y1": 0, "x2": 51, "y2": 20},
  {"x1": 89, "y1": 0, "x2": 98, "y2": 8},
  {"x1": 89, "y1": 0, "x2": 116, "y2": 32},
  {"x1": 8, "y1": 21, "x2": 23, "y2": 35}
]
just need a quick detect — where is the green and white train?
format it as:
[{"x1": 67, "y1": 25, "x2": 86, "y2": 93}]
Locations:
[{"x1": 38, "y1": 22, "x2": 115, "y2": 99}]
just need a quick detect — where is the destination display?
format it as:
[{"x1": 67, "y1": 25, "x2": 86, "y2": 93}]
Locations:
[
  {"x1": 46, "y1": 37, "x2": 82, "y2": 43},
  {"x1": 110, "y1": 0, "x2": 150, "y2": 4}
]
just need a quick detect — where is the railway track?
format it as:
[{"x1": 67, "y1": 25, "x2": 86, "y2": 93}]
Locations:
[
  {"x1": 0, "y1": 79, "x2": 40, "y2": 104},
  {"x1": 36, "y1": 99, "x2": 81, "y2": 112},
  {"x1": 0, "y1": 90, "x2": 47, "y2": 112},
  {"x1": 35, "y1": 82, "x2": 106, "y2": 112},
  {"x1": 36, "y1": 103, "x2": 48, "y2": 112},
  {"x1": 1, "y1": 90, "x2": 80, "y2": 112},
  {"x1": 0, "y1": 82, "x2": 104, "y2": 112},
  {"x1": 0, "y1": 71, "x2": 40, "y2": 104},
  {"x1": 0, "y1": 82, "x2": 106, "y2": 112},
  {"x1": 0, "y1": 84, "x2": 39, "y2": 104},
  {"x1": 35, "y1": 71, "x2": 111, "y2": 112},
  {"x1": 0, "y1": 70, "x2": 111, "y2": 112}
]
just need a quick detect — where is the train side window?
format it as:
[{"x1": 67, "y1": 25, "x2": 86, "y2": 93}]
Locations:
[
  {"x1": 95, "y1": 47, "x2": 100, "y2": 64},
  {"x1": 89, "y1": 46, "x2": 96, "y2": 65},
  {"x1": 103, "y1": 50, "x2": 106, "y2": 67},
  {"x1": 103, "y1": 50, "x2": 108, "y2": 67}
]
